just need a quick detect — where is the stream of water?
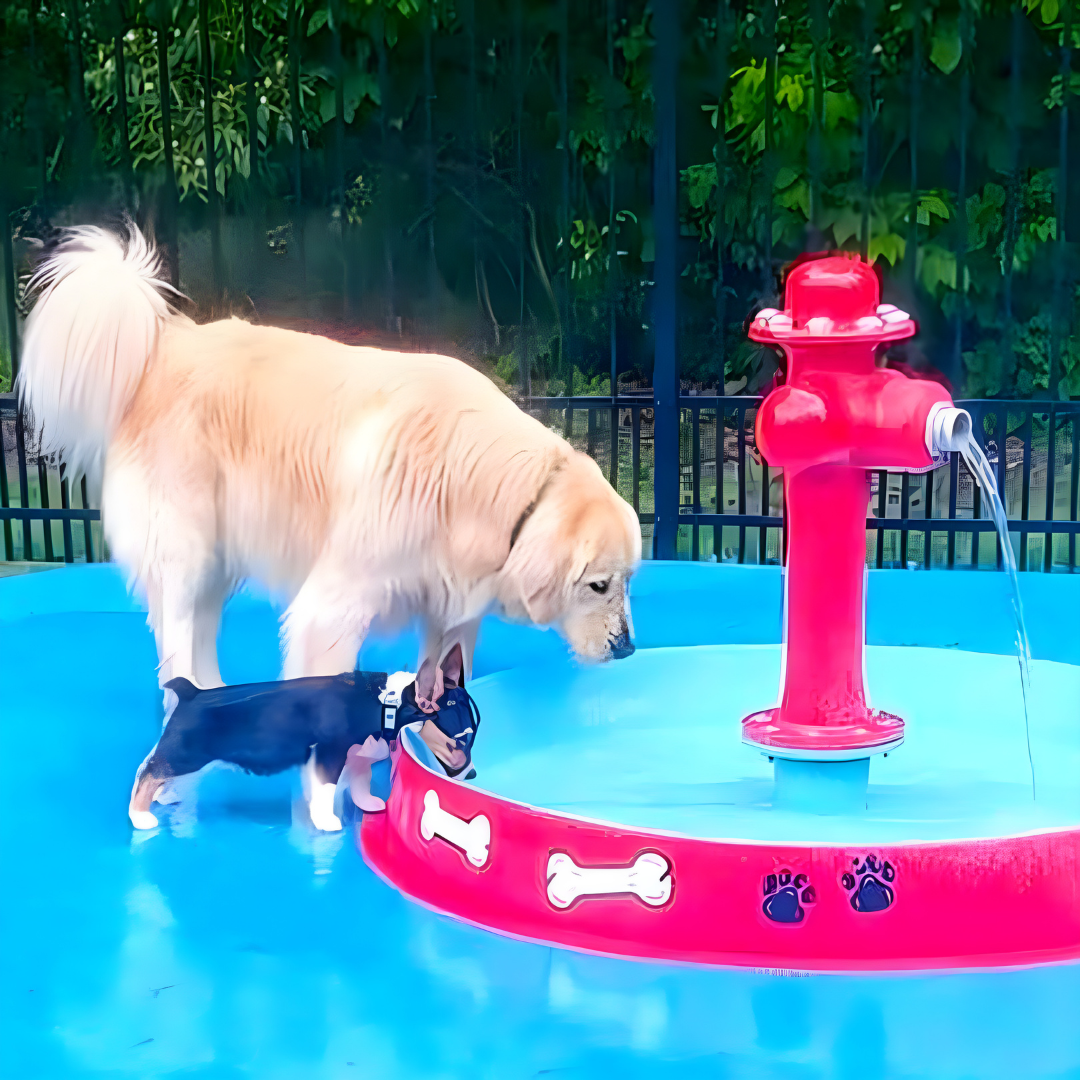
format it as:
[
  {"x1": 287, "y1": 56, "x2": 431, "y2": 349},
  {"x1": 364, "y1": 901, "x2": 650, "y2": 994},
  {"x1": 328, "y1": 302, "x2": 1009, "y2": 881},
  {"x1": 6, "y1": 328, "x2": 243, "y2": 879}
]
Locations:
[{"x1": 957, "y1": 433, "x2": 1036, "y2": 796}]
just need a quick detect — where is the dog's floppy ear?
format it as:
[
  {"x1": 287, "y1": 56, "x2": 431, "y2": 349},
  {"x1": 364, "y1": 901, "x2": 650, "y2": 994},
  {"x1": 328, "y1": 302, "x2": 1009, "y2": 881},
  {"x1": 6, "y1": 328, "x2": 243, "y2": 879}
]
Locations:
[
  {"x1": 518, "y1": 537, "x2": 590, "y2": 625},
  {"x1": 504, "y1": 474, "x2": 591, "y2": 626},
  {"x1": 440, "y1": 643, "x2": 464, "y2": 688}
]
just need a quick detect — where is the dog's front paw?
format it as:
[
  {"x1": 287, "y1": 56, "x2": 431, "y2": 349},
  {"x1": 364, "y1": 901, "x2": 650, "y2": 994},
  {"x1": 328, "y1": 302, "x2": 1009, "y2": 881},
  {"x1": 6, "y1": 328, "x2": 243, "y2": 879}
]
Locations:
[
  {"x1": 308, "y1": 779, "x2": 344, "y2": 831},
  {"x1": 130, "y1": 809, "x2": 160, "y2": 830},
  {"x1": 310, "y1": 808, "x2": 343, "y2": 832}
]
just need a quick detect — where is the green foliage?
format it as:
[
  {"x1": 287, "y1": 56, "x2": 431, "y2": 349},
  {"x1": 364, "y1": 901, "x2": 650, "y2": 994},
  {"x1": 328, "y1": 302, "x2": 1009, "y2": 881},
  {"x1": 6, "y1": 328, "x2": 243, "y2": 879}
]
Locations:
[
  {"x1": 0, "y1": 0, "x2": 1077, "y2": 399},
  {"x1": 494, "y1": 351, "x2": 518, "y2": 387},
  {"x1": 539, "y1": 365, "x2": 612, "y2": 398},
  {"x1": 344, "y1": 172, "x2": 375, "y2": 226},
  {"x1": 963, "y1": 338, "x2": 1004, "y2": 399}
]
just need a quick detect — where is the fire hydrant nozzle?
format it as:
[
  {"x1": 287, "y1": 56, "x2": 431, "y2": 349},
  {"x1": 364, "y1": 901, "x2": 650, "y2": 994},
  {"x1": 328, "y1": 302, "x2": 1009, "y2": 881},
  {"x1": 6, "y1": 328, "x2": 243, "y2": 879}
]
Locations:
[{"x1": 926, "y1": 403, "x2": 973, "y2": 455}]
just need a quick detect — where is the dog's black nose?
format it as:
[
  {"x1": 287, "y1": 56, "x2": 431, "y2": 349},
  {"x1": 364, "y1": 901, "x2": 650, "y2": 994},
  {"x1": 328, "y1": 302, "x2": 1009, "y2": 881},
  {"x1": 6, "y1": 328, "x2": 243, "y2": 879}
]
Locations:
[{"x1": 609, "y1": 632, "x2": 635, "y2": 660}]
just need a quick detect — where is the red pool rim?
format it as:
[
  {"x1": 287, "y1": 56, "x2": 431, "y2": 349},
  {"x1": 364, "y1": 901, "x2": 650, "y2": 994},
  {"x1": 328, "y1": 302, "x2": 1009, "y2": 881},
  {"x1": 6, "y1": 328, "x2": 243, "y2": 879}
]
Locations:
[{"x1": 360, "y1": 732, "x2": 1080, "y2": 974}]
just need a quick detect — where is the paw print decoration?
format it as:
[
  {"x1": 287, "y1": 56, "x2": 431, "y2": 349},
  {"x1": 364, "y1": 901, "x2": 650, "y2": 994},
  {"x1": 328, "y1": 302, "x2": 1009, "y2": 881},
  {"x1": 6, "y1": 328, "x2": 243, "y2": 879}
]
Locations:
[
  {"x1": 762, "y1": 870, "x2": 816, "y2": 923},
  {"x1": 841, "y1": 854, "x2": 896, "y2": 912}
]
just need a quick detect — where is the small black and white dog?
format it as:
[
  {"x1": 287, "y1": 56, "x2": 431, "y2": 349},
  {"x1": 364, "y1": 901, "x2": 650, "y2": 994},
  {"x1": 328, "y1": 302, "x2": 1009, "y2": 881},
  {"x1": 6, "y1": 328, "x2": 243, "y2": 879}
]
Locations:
[{"x1": 129, "y1": 645, "x2": 479, "y2": 832}]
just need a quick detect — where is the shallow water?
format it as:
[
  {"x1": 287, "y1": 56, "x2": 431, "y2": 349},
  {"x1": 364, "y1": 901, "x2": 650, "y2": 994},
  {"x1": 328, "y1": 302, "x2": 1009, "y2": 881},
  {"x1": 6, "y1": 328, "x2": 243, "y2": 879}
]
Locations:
[
  {"x1": 473, "y1": 643, "x2": 1078, "y2": 844},
  {"x1": 958, "y1": 434, "x2": 1036, "y2": 795},
  {"x1": 3, "y1": 566, "x2": 1080, "y2": 1078}
]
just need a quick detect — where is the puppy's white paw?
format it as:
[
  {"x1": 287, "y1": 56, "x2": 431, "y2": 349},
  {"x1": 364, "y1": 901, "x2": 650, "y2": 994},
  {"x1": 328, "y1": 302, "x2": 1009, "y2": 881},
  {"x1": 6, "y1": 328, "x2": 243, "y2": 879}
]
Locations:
[
  {"x1": 130, "y1": 809, "x2": 159, "y2": 830},
  {"x1": 309, "y1": 781, "x2": 343, "y2": 832},
  {"x1": 310, "y1": 808, "x2": 343, "y2": 832}
]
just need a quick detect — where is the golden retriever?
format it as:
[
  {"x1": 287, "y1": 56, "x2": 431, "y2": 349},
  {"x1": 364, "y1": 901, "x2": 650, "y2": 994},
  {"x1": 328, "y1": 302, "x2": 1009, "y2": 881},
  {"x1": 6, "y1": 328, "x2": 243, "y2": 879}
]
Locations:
[{"x1": 18, "y1": 224, "x2": 640, "y2": 761}]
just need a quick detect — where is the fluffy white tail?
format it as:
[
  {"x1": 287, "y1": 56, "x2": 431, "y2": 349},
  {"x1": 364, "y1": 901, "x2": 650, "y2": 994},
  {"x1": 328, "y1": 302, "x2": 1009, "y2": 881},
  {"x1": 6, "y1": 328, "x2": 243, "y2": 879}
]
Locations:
[{"x1": 17, "y1": 224, "x2": 182, "y2": 481}]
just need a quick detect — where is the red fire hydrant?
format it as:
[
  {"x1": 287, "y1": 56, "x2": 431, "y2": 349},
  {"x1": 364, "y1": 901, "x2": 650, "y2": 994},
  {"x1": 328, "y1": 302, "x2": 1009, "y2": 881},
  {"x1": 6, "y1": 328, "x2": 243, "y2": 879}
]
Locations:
[{"x1": 742, "y1": 255, "x2": 971, "y2": 759}]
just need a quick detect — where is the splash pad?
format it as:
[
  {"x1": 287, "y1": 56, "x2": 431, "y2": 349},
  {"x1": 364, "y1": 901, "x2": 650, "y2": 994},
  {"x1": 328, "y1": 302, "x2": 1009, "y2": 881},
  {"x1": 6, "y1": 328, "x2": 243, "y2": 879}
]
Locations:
[{"x1": 362, "y1": 256, "x2": 1080, "y2": 973}]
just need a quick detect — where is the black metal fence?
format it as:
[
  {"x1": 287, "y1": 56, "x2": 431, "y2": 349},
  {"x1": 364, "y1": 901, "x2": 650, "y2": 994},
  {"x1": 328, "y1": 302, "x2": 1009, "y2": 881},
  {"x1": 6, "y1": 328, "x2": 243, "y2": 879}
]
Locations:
[
  {"x1": 524, "y1": 394, "x2": 1080, "y2": 572},
  {"x1": 2, "y1": 389, "x2": 1077, "y2": 572},
  {"x1": 0, "y1": 394, "x2": 101, "y2": 564}
]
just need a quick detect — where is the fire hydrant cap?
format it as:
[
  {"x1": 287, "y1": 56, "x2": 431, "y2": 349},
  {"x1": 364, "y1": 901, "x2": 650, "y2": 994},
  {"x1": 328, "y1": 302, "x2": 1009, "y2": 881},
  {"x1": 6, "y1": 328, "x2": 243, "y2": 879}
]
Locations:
[
  {"x1": 748, "y1": 254, "x2": 916, "y2": 343},
  {"x1": 788, "y1": 256, "x2": 878, "y2": 327}
]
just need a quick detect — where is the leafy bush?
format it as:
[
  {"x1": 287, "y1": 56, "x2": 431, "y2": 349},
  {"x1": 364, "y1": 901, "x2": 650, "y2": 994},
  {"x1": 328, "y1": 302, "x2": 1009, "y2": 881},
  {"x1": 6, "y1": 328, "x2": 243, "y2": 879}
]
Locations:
[{"x1": 0, "y1": 0, "x2": 1077, "y2": 399}]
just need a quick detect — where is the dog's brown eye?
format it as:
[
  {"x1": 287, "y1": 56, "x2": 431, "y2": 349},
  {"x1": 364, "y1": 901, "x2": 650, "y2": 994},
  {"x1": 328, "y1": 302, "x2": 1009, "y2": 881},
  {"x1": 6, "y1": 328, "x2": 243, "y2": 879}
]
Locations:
[{"x1": 589, "y1": 579, "x2": 610, "y2": 594}]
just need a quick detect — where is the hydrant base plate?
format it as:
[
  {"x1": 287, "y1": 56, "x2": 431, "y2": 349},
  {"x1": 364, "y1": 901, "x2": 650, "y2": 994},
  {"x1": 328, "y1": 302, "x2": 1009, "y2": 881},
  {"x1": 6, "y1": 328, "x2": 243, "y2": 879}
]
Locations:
[{"x1": 741, "y1": 708, "x2": 906, "y2": 760}]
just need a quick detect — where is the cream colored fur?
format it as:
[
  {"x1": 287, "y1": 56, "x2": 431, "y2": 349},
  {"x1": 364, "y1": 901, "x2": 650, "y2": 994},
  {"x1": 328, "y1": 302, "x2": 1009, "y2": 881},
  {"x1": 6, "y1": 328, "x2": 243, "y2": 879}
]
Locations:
[
  {"x1": 19, "y1": 226, "x2": 182, "y2": 487},
  {"x1": 18, "y1": 224, "x2": 640, "y2": 702}
]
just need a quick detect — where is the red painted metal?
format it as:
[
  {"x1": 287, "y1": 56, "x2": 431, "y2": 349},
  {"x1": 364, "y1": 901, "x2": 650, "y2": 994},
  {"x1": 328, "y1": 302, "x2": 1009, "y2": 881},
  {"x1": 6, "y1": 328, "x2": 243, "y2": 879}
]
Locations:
[{"x1": 744, "y1": 255, "x2": 954, "y2": 757}]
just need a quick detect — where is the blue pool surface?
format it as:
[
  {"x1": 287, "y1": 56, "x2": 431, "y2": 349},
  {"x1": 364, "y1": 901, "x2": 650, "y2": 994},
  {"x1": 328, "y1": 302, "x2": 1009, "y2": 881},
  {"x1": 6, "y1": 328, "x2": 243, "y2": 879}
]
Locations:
[
  {"x1": 2, "y1": 563, "x2": 1080, "y2": 1079},
  {"x1": 472, "y1": 644, "x2": 1080, "y2": 843}
]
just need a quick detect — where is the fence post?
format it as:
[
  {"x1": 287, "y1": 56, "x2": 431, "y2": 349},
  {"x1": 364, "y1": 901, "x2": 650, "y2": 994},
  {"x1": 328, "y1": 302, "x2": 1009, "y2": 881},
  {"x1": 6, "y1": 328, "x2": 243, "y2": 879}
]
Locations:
[
  {"x1": 761, "y1": 0, "x2": 776, "y2": 293},
  {"x1": 858, "y1": 0, "x2": 880, "y2": 260},
  {"x1": 1050, "y1": 0, "x2": 1072, "y2": 401},
  {"x1": 113, "y1": 0, "x2": 135, "y2": 207},
  {"x1": 242, "y1": 0, "x2": 260, "y2": 188},
  {"x1": 199, "y1": 0, "x2": 223, "y2": 305},
  {"x1": 553, "y1": 0, "x2": 571, "y2": 384},
  {"x1": 906, "y1": 1, "x2": 922, "y2": 298},
  {"x1": 1, "y1": 192, "x2": 17, "y2": 388},
  {"x1": 153, "y1": 0, "x2": 180, "y2": 287},
  {"x1": 423, "y1": 0, "x2": 438, "y2": 316},
  {"x1": 952, "y1": 1, "x2": 972, "y2": 390},
  {"x1": 715, "y1": 0, "x2": 731, "y2": 388},
  {"x1": 286, "y1": 0, "x2": 306, "y2": 285},
  {"x1": 514, "y1": 0, "x2": 528, "y2": 396},
  {"x1": 651, "y1": 0, "x2": 679, "y2": 561}
]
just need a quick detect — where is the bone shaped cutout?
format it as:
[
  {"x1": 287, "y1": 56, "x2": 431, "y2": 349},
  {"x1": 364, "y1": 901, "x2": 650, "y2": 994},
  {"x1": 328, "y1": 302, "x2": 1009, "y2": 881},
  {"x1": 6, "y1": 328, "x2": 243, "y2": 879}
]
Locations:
[
  {"x1": 419, "y1": 789, "x2": 491, "y2": 867},
  {"x1": 546, "y1": 851, "x2": 672, "y2": 909}
]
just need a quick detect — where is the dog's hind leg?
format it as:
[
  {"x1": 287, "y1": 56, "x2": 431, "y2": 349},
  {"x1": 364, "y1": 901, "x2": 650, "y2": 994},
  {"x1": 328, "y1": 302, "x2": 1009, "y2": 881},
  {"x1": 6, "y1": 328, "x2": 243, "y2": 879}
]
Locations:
[
  {"x1": 191, "y1": 570, "x2": 232, "y2": 689},
  {"x1": 105, "y1": 455, "x2": 223, "y2": 689},
  {"x1": 144, "y1": 573, "x2": 202, "y2": 688},
  {"x1": 144, "y1": 560, "x2": 230, "y2": 690},
  {"x1": 109, "y1": 453, "x2": 225, "y2": 826},
  {"x1": 129, "y1": 765, "x2": 169, "y2": 830},
  {"x1": 302, "y1": 751, "x2": 344, "y2": 832}
]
